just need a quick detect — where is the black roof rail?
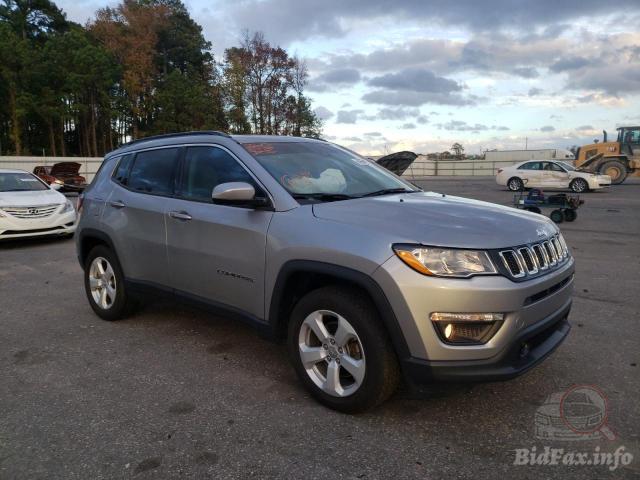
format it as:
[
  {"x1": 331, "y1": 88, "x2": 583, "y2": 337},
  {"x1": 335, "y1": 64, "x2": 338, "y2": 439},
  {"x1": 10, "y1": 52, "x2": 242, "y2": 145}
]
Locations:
[{"x1": 121, "y1": 130, "x2": 231, "y2": 148}]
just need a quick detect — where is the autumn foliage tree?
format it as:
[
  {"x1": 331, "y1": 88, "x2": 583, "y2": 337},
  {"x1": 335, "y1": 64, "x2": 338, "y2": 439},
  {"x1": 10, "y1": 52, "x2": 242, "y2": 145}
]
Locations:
[
  {"x1": 0, "y1": 0, "x2": 320, "y2": 156},
  {"x1": 222, "y1": 32, "x2": 320, "y2": 137}
]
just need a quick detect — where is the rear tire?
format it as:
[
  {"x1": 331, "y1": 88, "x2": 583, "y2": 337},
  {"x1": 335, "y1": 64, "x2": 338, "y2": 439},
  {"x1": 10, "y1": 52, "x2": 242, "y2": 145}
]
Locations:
[
  {"x1": 507, "y1": 177, "x2": 524, "y2": 191},
  {"x1": 84, "y1": 245, "x2": 136, "y2": 321},
  {"x1": 570, "y1": 178, "x2": 589, "y2": 193},
  {"x1": 599, "y1": 160, "x2": 628, "y2": 185},
  {"x1": 550, "y1": 209, "x2": 564, "y2": 223},
  {"x1": 287, "y1": 286, "x2": 400, "y2": 413}
]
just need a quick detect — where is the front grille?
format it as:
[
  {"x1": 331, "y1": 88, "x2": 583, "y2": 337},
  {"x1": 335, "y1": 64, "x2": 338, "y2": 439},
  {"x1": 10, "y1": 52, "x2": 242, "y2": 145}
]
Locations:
[
  {"x1": 499, "y1": 234, "x2": 570, "y2": 279},
  {"x1": 0, "y1": 204, "x2": 61, "y2": 219}
]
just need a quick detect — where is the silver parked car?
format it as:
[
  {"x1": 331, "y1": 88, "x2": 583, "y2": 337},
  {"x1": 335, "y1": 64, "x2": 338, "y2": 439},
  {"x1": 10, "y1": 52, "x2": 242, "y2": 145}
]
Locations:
[{"x1": 76, "y1": 132, "x2": 573, "y2": 412}]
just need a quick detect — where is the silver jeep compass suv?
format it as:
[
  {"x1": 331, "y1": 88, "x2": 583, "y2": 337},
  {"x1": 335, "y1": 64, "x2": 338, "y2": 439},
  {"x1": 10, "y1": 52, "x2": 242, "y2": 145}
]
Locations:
[{"x1": 76, "y1": 132, "x2": 573, "y2": 412}]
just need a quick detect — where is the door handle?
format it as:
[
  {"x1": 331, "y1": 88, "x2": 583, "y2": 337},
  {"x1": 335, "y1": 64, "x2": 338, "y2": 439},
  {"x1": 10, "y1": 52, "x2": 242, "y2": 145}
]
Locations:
[
  {"x1": 109, "y1": 200, "x2": 126, "y2": 209},
  {"x1": 169, "y1": 211, "x2": 192, "y2": 221}
]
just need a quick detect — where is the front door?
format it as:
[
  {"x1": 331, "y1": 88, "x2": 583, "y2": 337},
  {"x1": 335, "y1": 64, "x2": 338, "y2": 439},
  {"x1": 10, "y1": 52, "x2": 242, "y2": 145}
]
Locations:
[
  {"x1": 543, "y1": 162, "x2": 569, "y2": 188},
  {"x1": 165, "y1": 145, "x2": 273, "y2": 319}
]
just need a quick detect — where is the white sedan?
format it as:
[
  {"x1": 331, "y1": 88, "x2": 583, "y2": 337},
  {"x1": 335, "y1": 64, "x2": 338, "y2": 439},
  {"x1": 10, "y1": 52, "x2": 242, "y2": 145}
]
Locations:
[
  {"x1": 496, "y1": 160, "x2": 611, "y2": 192},
  {"x1": 0, "y1": 169, "x2": 77, "y2": 240}
]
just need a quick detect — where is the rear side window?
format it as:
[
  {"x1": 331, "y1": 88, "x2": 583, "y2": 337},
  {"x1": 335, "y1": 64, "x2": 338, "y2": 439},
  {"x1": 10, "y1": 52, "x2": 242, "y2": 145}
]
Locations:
[
  {"x1": 519, "y1": 162, "x2": 541, "y2": 170},
  {"x1": 112, "y1": 154, "x2": 132, "y2": 185},
  {"x1": 179, "y1": 146, "x2": 260, "y2": 202},
  {"x1": 128, "y1": 148, "x2": 180, "y2": 195}
]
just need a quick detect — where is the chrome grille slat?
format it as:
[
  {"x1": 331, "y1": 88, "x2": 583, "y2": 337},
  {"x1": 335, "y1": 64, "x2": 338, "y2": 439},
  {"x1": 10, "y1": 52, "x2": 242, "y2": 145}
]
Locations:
[
  {"x1": 543, "y1": 241, "x2": 557, "y2": 265},
  {"x1": 532, "y1": 244, "x2": 548, "y2": 270},
  {"x1": 499, "y1": 250, "x2": 525, "y2": 278},
  {"x1": 518, "y1": 247, "x2": 538, "y2": 274},
  {"x1": 552, "y1": 237, "x2": 564, "y2": 258}
]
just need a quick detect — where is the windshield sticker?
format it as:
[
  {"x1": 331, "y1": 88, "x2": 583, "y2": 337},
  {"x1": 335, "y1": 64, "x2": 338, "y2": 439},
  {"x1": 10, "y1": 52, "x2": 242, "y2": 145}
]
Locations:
[{"x1": 244, "y1": 143, "x2": 276, "y2": 156}]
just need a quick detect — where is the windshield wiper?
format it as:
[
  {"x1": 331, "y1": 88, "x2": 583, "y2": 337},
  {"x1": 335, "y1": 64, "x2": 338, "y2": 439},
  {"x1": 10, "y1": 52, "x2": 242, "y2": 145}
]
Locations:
[
  {"x1": 359, "y1": 187, "x2": 418, "y2": 197},
  {"x1": 291, "y1": 192, "x2": 355, "y2": 202}
]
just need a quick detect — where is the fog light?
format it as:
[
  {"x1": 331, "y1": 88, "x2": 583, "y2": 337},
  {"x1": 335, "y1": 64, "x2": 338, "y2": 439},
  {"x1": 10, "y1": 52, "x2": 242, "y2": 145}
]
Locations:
[{"x1": 430, "y1": 312, "x2": 504, "y2": 345}]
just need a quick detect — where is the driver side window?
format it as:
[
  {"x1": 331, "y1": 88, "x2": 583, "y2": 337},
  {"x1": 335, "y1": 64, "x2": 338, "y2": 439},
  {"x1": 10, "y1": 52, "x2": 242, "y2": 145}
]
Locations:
[{"x1": 180, "y1": 146, "x2": 262, "y2": 203}]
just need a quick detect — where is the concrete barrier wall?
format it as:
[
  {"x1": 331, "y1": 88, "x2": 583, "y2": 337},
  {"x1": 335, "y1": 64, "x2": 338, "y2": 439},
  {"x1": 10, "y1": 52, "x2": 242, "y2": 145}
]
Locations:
[
  {"x1": 401, "y1": 157, "x2": 527, "y2": 179},
  {"x1": 1, "y1": 156, "x2": 550, "y2": 182},
  {"x1": 0, "y1": 157, "x2": 103, "y2": 182}
]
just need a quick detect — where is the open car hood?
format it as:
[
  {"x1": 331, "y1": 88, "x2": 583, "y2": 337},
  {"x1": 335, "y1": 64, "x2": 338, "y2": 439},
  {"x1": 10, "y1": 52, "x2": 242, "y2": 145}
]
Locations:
[{"x1": 50, "y1": 162, "x2": 82, "y2": 177}]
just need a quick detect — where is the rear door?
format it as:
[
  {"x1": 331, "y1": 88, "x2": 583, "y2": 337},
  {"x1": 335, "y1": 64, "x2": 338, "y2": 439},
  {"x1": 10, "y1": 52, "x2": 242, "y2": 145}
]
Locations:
[
  {"x1": 165, "y1": 145, "x2": 273, "y2": 319},
  {"x1": 103, "y1": 146, "x2": 180, "y2": 287},
  {"x1": 517, "y1": 161, "x2": 543, "y2": 187}
]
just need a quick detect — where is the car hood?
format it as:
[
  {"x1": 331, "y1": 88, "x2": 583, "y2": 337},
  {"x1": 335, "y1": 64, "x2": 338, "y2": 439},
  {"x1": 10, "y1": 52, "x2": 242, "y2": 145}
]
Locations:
[
  {"x1": 0, "y1": 189, "x2": 65, "y2": 207},
  {"x1": 50, "y1": 162, "x2": 81, "y2": 177},
  {"x1": 312, "y1": 191, "x2": 558, "y2": 249}
]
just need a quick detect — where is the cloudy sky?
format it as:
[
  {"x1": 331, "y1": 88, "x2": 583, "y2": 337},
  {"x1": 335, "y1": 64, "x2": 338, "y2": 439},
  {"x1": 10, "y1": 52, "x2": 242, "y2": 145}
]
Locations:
[{"x1": 61, "y1": 0, "x2": 640, "y2": 155}]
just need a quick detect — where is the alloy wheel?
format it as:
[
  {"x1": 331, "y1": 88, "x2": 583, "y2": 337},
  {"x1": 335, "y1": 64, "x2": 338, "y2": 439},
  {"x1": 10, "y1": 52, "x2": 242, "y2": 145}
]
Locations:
[
  {"x1": 572, "y1": 179, "x2": 586, "y2": 192},
  {"x1": 508, "y1": 178, "x2": 522, "y2": 191},
  {"x1": 88, "y1": 256, "x2": 117, "y2": 309},
  {"x1": 298, "y1": 310, "x2": 366, "y2": 397}
]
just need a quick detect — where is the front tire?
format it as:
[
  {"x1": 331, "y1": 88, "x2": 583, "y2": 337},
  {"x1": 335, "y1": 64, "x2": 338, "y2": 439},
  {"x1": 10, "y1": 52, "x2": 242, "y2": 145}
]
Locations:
[
  {"x1": 287, "y1": 286, "x2": 400, "y2": 413},
  {"x1": 570, "y1": 178, "x2": 589, "y2": 193},
  {"x1": 84, "y1": 245, "x2": 136, "y2": 321},
  {"x1": 599, "y1": 160, "x2": 628, "y2": 184},
  {"x1": 564, "y1": 209, "x2": 577, "y2": 222},
  {"x1": 507, "y1": 177, "x2": 524, "y2": 191}
]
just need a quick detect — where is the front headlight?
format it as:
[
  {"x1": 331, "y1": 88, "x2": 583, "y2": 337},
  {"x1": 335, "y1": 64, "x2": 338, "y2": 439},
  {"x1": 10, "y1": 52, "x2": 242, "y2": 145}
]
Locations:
[
  {"x1": 393, "y1": 245, "x2": 497, "y2": 278},
  {"x1": 60, "y1": 199, "x2": 74, "y2": 214}
]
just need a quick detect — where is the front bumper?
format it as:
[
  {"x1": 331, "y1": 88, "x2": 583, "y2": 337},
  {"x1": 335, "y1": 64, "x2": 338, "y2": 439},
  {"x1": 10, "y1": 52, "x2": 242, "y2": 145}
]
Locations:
[
  {"x1": 402, "y1": 302, "x2": 571, "y2": 382},
  {"x1": 373, "y1": 254, "x2": 574, "y2": 381},
  {"x1": 0, "y1": 210, "x2": 77, "y2": 240},
  {"x1": 588, "y1": 176, "x2": 611, "y2": 189}
]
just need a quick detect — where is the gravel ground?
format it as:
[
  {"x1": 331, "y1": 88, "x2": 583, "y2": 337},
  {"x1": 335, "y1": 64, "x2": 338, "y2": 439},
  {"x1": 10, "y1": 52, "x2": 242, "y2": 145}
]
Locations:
[{"x1": 1, "y1": 178, "x2": 638, "y2": 479}]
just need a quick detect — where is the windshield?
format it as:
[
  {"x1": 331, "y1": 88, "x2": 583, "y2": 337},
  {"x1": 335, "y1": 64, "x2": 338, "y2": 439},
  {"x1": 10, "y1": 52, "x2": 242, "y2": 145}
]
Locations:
[
  {"x1": 0, "y1": 172, "x2": 50, "y2": 192},
  {"x1": 242, "y1": 141, "x2": 417, "y2": 201},
  {"x1": 559, "y1": 161, "x2": 575, "y2": 171}
]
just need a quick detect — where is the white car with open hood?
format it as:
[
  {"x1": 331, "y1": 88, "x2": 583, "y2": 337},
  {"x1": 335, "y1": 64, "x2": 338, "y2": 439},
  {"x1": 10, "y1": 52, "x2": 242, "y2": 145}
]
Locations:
[
  {"x1": 0, "y1": 169, "x2": 77, "y2": 240},
  {"x1": 496, "y1": 160, "x2": 611, "y2": 193}
]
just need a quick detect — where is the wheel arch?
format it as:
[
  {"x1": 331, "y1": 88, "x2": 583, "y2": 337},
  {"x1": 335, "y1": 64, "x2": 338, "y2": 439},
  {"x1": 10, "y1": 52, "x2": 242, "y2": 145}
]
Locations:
[
  {"x1": 77, "y1": 228, "x2": 117, "y2": 269},
  {"x1": 268, "y1": 260, "x2": 411, "y2": 360}
]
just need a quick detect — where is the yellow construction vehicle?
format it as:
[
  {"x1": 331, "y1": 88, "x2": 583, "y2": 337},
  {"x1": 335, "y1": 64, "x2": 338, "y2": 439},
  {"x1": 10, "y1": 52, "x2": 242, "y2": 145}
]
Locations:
[{"x1": 575, "y1": 126, "x2": 640, "y2": 184}]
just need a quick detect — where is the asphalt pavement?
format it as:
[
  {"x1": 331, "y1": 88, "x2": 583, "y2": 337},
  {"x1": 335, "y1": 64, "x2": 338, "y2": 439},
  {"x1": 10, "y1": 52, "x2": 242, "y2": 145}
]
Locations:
[{"x1": 1, "y1": 178, "x2": 638, "y2": 479}]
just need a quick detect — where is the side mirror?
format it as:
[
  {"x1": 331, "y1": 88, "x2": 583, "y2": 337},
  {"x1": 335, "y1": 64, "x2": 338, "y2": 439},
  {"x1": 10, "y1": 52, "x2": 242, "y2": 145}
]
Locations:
[
  {"x1": 50, "y1": 183, "x2": 62, "y2": 191},
  {"x1": 212, "y1": 182, "x2": 269, "y2": 208}
]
